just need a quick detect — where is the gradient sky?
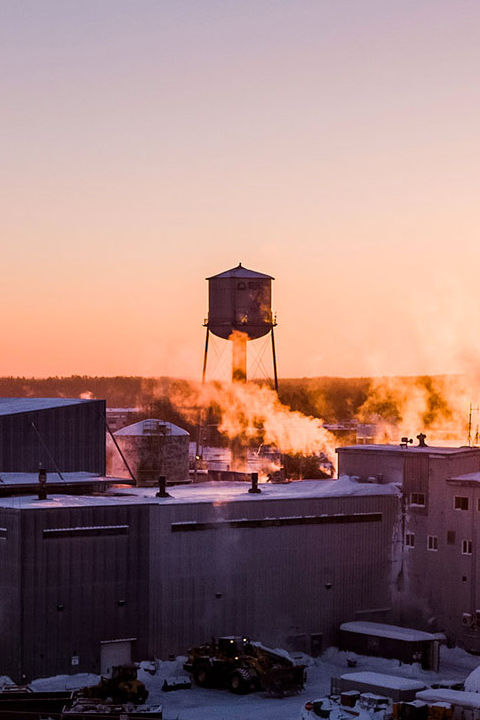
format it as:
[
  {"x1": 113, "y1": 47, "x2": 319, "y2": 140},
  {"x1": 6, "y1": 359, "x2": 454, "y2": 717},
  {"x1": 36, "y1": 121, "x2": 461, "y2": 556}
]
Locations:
[{"x1": 2, "y1": 1, "x2": 480, "y2": 379}]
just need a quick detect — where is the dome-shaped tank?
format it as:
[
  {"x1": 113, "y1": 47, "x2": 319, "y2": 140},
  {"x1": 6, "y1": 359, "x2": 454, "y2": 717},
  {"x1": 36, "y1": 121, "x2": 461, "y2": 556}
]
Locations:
[{"x1": 206, "y1": 263, "x2": 274, "y2": 340}]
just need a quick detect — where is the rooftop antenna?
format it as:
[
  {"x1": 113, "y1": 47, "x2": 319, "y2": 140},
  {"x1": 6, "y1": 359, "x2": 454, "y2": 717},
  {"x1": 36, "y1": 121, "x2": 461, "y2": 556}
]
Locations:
[{"x1": 468, "y1": 404, "x2": 480, "y2": 446}]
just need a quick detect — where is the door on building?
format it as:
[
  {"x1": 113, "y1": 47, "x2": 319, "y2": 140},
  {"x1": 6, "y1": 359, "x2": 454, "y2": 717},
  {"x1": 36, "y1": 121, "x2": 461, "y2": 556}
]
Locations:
[{"x1": 100, "y1": 638, "x2": 135, "y2": 676}]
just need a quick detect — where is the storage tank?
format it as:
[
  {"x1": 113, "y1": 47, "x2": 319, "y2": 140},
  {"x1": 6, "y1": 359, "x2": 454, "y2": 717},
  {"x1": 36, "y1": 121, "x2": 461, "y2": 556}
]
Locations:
[
  {"x1": 206, "y1": 263, "x2": 274, "y2": 341},
  {"x1": 110, "y1": 419, "x2": 189, "y2": 487}
]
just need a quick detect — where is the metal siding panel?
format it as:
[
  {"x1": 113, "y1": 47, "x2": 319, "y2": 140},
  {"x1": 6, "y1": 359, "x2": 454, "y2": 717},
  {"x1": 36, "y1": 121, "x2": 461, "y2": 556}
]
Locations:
[{"x1": 148, "y1": 493, "x2": 398, "y2": 658}]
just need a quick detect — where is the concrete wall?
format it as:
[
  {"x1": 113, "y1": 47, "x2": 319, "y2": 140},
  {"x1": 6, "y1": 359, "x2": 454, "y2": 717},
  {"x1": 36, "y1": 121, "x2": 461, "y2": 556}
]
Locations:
[
  {"x1": 402, "y1": 454, "x2": 480, "y2": 646},
  {"x1": 336, "y1": 445, "x2": 480, "y2": 649}
]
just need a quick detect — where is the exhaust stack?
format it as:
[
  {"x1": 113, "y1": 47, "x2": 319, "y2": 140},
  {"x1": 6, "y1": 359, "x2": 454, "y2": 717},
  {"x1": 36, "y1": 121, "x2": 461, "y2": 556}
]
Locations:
[
  {"x1": 248, "y1": 472, "x2": 261, "y2": 494},
  {"x1": 156, "y1": 475, "x2": 171, "y2": 498},
  {"x1": 38, "y1": 468, "x2": 47, "y2": 500}
]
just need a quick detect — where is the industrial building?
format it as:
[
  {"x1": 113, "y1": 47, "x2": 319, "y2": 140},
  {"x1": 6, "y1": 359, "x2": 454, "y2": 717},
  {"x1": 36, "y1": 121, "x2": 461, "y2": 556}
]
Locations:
[
  {"x1": 4, "y1": 394, "x2": 480, "y2": 682},
  {"x1": 0, "y1": 388, "x2": 399, "y2": 681},
  {"x1": 0, "y1": 398, "x2": 106, "y2": 474},
  {"x1": 0, "y1": 471, "x2": 398, "y2": 681},
  {"x1": 337, "y1": 441, "x2": 480, "y2": 651}
]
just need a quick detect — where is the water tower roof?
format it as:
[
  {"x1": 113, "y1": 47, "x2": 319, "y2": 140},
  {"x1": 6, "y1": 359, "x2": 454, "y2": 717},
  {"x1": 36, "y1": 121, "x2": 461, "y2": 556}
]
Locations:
[{"x1": 207, "y1": 263, "x2": 274, "y2": 280}]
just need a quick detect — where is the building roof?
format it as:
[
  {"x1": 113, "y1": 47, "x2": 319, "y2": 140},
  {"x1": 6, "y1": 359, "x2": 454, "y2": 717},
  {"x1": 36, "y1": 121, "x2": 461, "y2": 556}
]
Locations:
[
  {"x1": 206, "y1": 263, "x2": 274, "y2": 280},
  {"x1": 448, "y1": 471, "x2": 480, "y2": 486},
  {"x1": 340, "y1": 672, "x2": 426, "y2": 691},
  {"x1": 0, "y1": 475, "x2": 399, "y2": 510},
  {"x1": 0, "y1": 398, "x2": 98, "y2": 416},
  {"x1": 337, "y1": 444, "x2": 478, "y2": 456},
  {"x1": 0, "y1": 472, "x2": 110, "y2": 492},
  {"x1": 417, "y1": 690, "x2": 480, "y2": 709},
  {"x1": 114, "y1": 419, "x2": 189, "y2": 437},
  {"x1": 340, "y1": 621, "x2": 437, "y2": 642}
]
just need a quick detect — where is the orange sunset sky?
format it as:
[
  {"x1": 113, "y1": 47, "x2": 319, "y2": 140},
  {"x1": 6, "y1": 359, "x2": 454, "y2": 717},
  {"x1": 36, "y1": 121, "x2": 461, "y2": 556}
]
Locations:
[{"x1": 2, "y1": 1, "x2": 480, "y2": 379}]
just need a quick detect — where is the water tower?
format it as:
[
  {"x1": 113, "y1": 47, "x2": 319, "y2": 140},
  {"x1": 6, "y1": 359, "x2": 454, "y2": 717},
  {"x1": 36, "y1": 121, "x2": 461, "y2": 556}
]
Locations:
[{"x1": 202, "y1": 263, "x2": 278, "y2": 389}]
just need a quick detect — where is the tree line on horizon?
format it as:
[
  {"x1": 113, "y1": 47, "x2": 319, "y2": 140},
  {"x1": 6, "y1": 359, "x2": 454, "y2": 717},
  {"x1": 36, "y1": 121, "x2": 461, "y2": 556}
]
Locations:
[{"x1": 0, "y1": 373, "x2": 455, "y2": 429}]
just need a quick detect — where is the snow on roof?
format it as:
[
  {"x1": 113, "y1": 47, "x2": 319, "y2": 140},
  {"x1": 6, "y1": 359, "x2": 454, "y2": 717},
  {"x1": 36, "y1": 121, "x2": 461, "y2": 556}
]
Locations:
[
  {"x1": 0, "y1": 476, "x2": 398, "y2": 510},
  {"x1": 340, "y1": 672, "x2": 426, "y2": 691},
  {"x1": 464, "y1": 665, "x2": 480, "y2": 693},
  {"x1": 0, "y1": 472, "x2": 100, "y2": 488},
  {"x1": 0, "y1": 398, "x2": 97, "y2": 416},
  {"x1": 416, "y1": 690, "x2": 480, "y2": 708},
  {"x1": 449, "y1": 472, "x2": 480, "y2": 485},
  {"x1": 114, "y1": 419, "x2": 189, "y2": 437},
  {"x1": 340, "y1": 621, "x2": 437, "y2": 642},
  {"x1": 207, "y1": 263, "x2": 274, "y2": 280},
  {"x1": 337, "y1": 444, "x2": 477, "y2": 456},
  {"x1": 106, "y1": 408, "x2": 140, "y2": 413}
]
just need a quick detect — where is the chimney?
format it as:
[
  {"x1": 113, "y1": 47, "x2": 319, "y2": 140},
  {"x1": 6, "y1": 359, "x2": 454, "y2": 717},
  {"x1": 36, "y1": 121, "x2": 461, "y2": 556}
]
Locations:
[
  {"x1": 38, "y1": 468, "x2": 47, "y2": 500},
  {"x1": 156, "y1": 475, "x2": 171, "y2": 498},
  {"x1": 248, "y1": 472, "x2": 261, "y2": 494}
]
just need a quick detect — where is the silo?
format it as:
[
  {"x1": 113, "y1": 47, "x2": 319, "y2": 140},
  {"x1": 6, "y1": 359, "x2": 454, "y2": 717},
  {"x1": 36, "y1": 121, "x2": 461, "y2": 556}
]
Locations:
[
  {"x1": 111, "y1": 419, "x2": 190, "y2": 486},
  {"x1": 204, "y1": 263, "x2": 276, "y2": 384}
]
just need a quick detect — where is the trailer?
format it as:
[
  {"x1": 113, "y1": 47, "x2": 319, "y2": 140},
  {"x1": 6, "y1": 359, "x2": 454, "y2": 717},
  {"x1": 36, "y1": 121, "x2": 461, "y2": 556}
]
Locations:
[
  {"x1": 339, "y1": 622, "x2": 441, "y2": 671},
  {"x1": 416, "y1": 689, "x2": 480, "y2": 720},
  {"x1": 331, "y1": 672, "x2": 427, "y2": 702},
  {"x1": 0, "y1": 688, "x2": 73, "y2": 719}
]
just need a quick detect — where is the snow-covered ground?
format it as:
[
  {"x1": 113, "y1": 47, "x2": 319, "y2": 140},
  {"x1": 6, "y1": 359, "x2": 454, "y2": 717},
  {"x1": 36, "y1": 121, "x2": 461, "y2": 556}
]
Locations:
[{"x1": 12, "y1": 646, "x2": 480, "y2": 720}]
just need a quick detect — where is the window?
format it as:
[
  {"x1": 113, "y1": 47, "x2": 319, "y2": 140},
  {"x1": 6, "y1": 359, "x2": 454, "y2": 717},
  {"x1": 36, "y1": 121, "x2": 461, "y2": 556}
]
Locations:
[
  {"x1": 405, "y1": 532, "x2": 415, "y2": 547},
  {"x1": 447, "y1": 530, "x2": 456, "y2": 545},
  {"x1": 427, "y1": 535, "x2": 438, "y2": 551},
  {"x1": 455, "y1": 496, "x2": 469, "y2": 510},
  {"x1": 410, "y1": 493, "x2": 426, "y2": 506},
  {"x1": 462, "y1": 540, "x2": 473, "y2": 555}
]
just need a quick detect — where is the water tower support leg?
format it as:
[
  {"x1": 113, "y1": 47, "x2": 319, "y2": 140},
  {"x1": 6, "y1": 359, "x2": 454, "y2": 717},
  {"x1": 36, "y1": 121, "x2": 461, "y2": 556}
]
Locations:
[
  {"x1": 271, "y1": 327, "x2": 279, "y2": 393},
  {"x1": 202, "y1": 328, "x2": 210, "y2": 384}
]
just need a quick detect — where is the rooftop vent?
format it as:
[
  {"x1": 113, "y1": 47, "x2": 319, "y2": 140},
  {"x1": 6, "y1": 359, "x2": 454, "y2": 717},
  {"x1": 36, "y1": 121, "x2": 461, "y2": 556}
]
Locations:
[
  {"x1": 400, "y1": 437, "x2": 413, "y2": 449},
  {"x1": 417, "y1": 433, "x2": 427, "y2": 447}
]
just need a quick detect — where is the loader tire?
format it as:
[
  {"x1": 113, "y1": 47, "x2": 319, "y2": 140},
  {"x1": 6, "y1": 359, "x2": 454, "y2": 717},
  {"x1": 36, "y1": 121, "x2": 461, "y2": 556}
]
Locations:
[
  {"x1": 193, "y1": 663, "x2": 211, "y2": 687},
  {"x1": 228, "y1": 668, "x2": 254, "y2": 694}
]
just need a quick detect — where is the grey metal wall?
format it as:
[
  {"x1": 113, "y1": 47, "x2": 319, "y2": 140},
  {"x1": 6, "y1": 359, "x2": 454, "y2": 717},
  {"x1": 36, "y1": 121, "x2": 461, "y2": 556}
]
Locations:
[
  {"x1": 0, "y1": 490, "x2": 398, "y2": 681},
  {"x1": 0, "y1": 509, "x2": 22, "y2": 681},
  {"x1": 147, "y1": 493, "x2": 399, "y2": 659},
  {"x1": 0, "y1": 400, "x2": 106, "y2": 474},
  {"x1": 0, "y1": 502, "x2": 150, "y2": 681}
]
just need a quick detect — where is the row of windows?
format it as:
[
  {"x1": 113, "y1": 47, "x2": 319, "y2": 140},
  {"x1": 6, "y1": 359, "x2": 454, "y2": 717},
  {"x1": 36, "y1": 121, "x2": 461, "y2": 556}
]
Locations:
[
  {"x1": 406, "y1": 532, "x2": 473, "y2": 554},
  {"x1": 409, "y1": 494, "x2": 476, "y2": 511}
]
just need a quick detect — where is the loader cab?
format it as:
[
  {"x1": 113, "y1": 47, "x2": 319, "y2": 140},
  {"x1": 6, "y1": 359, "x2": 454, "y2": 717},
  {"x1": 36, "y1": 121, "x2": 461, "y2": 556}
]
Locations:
[{"x1": 217, "y1": 636, "x2": 253, "y2": 657}]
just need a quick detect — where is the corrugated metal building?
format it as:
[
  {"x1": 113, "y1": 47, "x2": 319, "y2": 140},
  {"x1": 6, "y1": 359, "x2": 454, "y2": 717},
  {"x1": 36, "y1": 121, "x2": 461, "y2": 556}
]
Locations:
[
  {"x1": 0, "y1": 479, "x2": 399, "y2": 681},
  {"x1": 0, "y1": 398, "x2": 106, "y2": 475}
]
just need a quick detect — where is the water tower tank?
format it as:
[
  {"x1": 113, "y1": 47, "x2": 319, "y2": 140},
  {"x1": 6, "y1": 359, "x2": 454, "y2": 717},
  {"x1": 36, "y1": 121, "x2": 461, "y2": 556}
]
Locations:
[{"x1": 206, "y1": 263, "x2": 274, "y2": 340}]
